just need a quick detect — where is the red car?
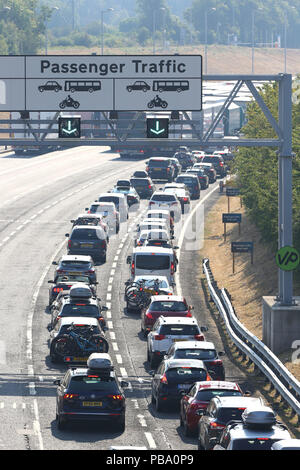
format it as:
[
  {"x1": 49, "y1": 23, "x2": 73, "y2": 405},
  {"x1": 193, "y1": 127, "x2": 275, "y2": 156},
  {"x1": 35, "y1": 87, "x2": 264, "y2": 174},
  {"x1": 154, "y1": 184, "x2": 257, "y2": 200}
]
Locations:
[
  {"x1": 180, "y1": 381, "x2": 243, "y2": 436},
  {"x1": 140, "y1": 295, "x2": 193, "y2": 336}
]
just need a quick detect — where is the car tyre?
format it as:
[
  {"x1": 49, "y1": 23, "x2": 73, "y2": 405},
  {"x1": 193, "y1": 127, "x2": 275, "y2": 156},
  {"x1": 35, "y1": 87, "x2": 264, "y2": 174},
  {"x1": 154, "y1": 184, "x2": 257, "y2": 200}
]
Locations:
[
  {"x1": 155, "y1": 396, "x2": 163, "y2": 412},
  {"x1": 197, "y1": 437, "x2": 204, "y2": 450},
  {"x1": 115, "y1": 416, "x2": 125, "y2": 433},
  {"x1": 57, "y1": 414, "x2": 67, "y2": 430}
]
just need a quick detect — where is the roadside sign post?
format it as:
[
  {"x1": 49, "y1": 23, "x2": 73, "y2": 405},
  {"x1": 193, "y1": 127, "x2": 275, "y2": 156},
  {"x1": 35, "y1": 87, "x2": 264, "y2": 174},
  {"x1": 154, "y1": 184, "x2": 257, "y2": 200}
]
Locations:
[
  {"x1": 222, "y1": 213, "x2": 242, "y2": 241},
  {"x1": 231, "y1": 241, "x2": 254, "y2": 273},
  {"x1": 226, "y1": 187, "x2": 241, "y2": 212}
]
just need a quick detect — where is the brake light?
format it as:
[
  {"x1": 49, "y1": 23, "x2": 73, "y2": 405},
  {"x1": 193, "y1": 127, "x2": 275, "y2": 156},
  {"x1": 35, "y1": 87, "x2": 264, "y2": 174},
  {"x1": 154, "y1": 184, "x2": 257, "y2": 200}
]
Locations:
[
  {"x1": 131, "y1": 261, "x2": 135, "y2": 275},
  {"x1": 75, "y1": 303, "x2": 87, "y2": 306},
  {"x1": 183, "y1": 197, "x2": 188, "y2": 202},
  {"x1": 186, "y1": 312, "x2": 192, "y2": 317},
  {"x1": 171, "y1": 262, "x2": 175, "y2": 275},
  {"x1": 148, "y1": 185, "x2": 152, "y2": 189},
  {"x1": 207, "y1": 360, "x2": 222, "y2": 366},
  {"x1": 67, "y1": 240, "x2": 71, "y2": 248},
  {"x1": 194, "y1": 334, "x2": 204, "y2": 341},
  {"x1": 154, "y1": 334, "x2": 165, "y2": 340},
  {"x1": 57, "y1": 270, "x2": 65, "y2": 274},
  {"x1": 63, "y1": 393, "x2": 79, "y2": 400},
  {"x1": 108, "y1": 394, "x2": 123, "y2": 400},
  {"x1": 146, "y1": 312, "x2": 154, "y2": 320},
  {"x1": 146, "y1": 166, "x2": 149, "y2": 172},
  {"x1": 53, "y1": 287, "x2": 64, "y2": 293},
  {"x1": 160, "y1": 373, "x2": 168, "y2": 384},
  {"x1": 210, "y1": 422, "x2": 225, "y2": 429}
]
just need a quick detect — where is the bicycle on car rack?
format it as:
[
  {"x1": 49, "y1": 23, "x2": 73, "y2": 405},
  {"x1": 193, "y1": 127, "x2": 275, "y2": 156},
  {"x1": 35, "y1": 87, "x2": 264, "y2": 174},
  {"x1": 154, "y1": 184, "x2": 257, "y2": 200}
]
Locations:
[{"x1": 125, "y1": 278, "x2": 168, "y2": 310}]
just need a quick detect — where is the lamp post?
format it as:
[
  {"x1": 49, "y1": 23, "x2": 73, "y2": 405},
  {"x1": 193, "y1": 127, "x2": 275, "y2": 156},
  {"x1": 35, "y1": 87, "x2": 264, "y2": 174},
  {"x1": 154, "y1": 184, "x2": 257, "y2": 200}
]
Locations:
[
  {"x1": 101, "y1": 8, "x2": 114, "y2": 55},
  {"x1": 204, "y1": 7, "x2": 216, "y2": 74},
  {"x1": 153, "y1": 7, "x2": 166, "y2": 54}
]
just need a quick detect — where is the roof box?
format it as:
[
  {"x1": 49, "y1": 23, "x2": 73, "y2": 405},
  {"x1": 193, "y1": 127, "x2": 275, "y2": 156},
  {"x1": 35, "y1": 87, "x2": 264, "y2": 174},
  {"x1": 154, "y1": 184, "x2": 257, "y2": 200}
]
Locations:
[
  {"x1": 69, "y1": 283, "x2": 92, "y2": 299},
  {"x1": 242, "y1": 406, "x2": 277, "y2": 429},
  {"x1": 87, "y1": 353, "x2": 113, "y2": 370}
]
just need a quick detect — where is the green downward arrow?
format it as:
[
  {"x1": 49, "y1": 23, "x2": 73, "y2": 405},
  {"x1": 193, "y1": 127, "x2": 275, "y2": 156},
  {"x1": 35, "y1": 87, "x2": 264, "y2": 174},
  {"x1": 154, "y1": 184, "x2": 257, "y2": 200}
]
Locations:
[
  {"x1": 63, "y1": 120, "x2": 77, "y2": 135},
  {"x1": 150, "y1": 121, "x2": 165, "y2": 135}
]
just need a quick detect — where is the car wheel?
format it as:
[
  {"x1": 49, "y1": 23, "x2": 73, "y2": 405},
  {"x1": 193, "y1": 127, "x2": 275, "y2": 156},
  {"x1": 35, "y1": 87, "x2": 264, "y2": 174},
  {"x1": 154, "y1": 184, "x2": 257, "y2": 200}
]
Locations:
[
  {"x1": 57, "y1": 414, "x2": 67, "y2": 430},
  {"x1": 115, "y1": 416, "x2": 125, "y2": 433},
  {"x1": 183, "y1": 419, "x2": 192, "y2": 437},
  {"x1": 197, "y1": 438, "x2": 204, "y2": 450},
  {"x1": 151, "y1": 393, "x2": 155, "y2": 405},
  {"x1": 155, "y1": 396, "x2": 163, "y2": 412},
  {"x1": 150, "y1": 353, "x2": 157, "y2": 368}
]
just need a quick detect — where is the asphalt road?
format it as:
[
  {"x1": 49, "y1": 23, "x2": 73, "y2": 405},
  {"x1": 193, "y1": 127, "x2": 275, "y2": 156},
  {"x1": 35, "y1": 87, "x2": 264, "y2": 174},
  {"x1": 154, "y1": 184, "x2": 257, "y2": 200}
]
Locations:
[{"x1": 0, "y1": 146, "x2": 269, "y2": 450}]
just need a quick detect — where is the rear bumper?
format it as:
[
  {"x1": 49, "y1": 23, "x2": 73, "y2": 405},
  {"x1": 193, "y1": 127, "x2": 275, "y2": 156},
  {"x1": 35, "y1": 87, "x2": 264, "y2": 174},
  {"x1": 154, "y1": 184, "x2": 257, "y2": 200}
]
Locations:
[{"x1": 59, "y1": 410, "x2": 125, "y2": 423}]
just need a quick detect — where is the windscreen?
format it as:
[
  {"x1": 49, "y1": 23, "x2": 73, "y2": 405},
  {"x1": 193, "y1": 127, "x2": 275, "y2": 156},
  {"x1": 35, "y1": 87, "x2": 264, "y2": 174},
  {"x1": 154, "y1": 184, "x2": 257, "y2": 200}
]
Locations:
[
  {"x1": 166, "y1": 367, "x2": 207, "y2": 383},
  {"x1": 176, "y1": 176, "x2": 196, "y2": 184},
  {"x1": 173, "y1": 349, "x2": 216, "y2": 360},
  {"x1": 218, "y1": 407, "x2": 247, "y2": 424},
  {"x1": 149, "y1": 160, "x2": 170, "y2": 167},
  {"x1": 135, "y1": 254, "x2": 170, "y2": 270},
  {"x1": 75, "y1": 218, "x2": 98, "y2": 225},
  {"x1": 61, "y1": 261, "x2": 91, "y2": 267},
  {"x1": 69, "y1": 376, "x2": 118, "y2": 392},
  {"x1": 61, "y1": 304, "x2": 100, "y2": 316},
  {"x1": 99, "y1": 196, "x2": 120, "y2": 209},
  {"x1": 130, "y1": 179, "x2": 149, "y2": 186},
  {"x1": 71, "y1": 229, "x2": 102, "y2": 240},
  {"x1": 195, "y1": 389, "x2": 242, "y2": 401},
  {"x1": 152, "y1": 194, "x2": 176, "y2": 201},
  {"x1": 232, "y1": 439, "x2": 279, "y2": 450},
  {"x1": 159, "y1": 325, "x2": 199, "y2": 335}
]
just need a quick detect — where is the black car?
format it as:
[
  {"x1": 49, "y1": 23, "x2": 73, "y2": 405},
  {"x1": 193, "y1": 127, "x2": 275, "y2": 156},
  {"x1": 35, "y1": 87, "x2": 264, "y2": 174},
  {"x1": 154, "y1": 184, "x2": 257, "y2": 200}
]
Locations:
[
  {"x1": 173, "y1": 152, "x2": 195, "y2": 170},
  {"x1": 175, "y1": 174, "x2": 200, "y2": 199},
  {"x1": 38, "y1": 80, "x2": 62, "y2": 92},
  {"x1": 186, "y1": 168, "x2": 209, "y2": 189},
  {"x1": 169, "y1": 157, "x2": 182, "y2": 178},
  {"x1": 202, "y1": 155, "x2": 227, "y2": 178},
  {"x1": 53, "y1": 353, "x2": 127, "y2": 431},
  {"x1": 130, "y1": 177, "x2": 155, "y2": 199},
  {"x1": 66, "y1": 226, "x2": 108, "y2": 263},
  {"x1": 196, "y1": 163, "x2": 217, "y2": 183},
  {"x1": 151, "y1": 358, "x2": 211, "y2": 412},
  {"x1": 132, "y1": 170, "x2": 149, "y2": 178},
  {"x1": 126, "y1": 81, "x2": 150, "y2": 92},
  {"x1": 48, "y1": 274, "x2": 98, "y2": 306},
  {"x1": 146, "y1": 158, "x2": 175, "y2": 182}
]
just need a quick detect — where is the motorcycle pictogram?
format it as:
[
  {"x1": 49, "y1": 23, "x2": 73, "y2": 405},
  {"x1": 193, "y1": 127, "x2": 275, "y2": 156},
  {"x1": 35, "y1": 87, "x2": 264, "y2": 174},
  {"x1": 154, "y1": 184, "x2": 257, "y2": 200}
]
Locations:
[
  {"x1": 59, "y1": 95, "x2": 80, "y2": 109},
  {"x1": 147, "y1": 95, "x2": 168, "y2": 109}
]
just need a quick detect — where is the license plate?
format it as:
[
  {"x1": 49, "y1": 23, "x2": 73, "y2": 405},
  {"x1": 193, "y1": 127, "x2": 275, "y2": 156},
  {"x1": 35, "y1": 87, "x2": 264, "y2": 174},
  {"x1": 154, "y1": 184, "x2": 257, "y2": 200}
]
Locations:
[
  {"x1": 64, "y1": 356, "x2": 88, "y2": 363},
  {"x1": 68, "y1": 271, "x2": 82, "y2": 275},
  {"x1": 178, "y1": 384, "x2": 190, "y2": 390},
  {"x1": 173, "y1": 338, "x2": 187, "y2": 342},
  {"x1": 81, "y1": 243, "x2": 93, "y2": 248},
  {"x1": 82, "y1": 401, "x2": 102, "y2": 407}
]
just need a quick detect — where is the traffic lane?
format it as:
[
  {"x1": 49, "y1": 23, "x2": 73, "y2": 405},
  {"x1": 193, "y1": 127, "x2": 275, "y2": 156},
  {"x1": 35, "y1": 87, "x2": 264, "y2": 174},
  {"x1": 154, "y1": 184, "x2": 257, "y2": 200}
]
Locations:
[{"x1": 0, "y1": 150, "x2": 147, "y2": 449}]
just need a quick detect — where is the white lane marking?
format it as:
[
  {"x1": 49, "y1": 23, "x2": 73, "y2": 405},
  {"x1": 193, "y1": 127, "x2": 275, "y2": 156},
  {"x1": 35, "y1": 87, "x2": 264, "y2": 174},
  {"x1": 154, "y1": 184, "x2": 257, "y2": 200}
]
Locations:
[
  {"x1": 145, "y1": 432, "x2": 157, "y2": 449},
  {"x1": 116, "y1": 354, "x2": 123, "y2": 364},
  {"x1": 137, "y1": 414, "x2": 147, "y2": 427},
  {"x1": 33, "y1": 399, "x2": 43, "y2": 450},
  {"x1": 120, "y1": 368, "x2": 128, "y2": 377},
  {"x1": 106, "y1": 293, "x2": 111, "y2": 301},
  {"x1": 112, "y1": 342, "x2": 119, "y2": 351}
]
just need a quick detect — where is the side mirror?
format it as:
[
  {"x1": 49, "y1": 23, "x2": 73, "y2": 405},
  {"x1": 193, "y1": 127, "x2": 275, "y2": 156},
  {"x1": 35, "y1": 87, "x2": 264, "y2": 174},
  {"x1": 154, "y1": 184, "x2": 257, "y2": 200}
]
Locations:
[
  {"x1": 218, "y1": 351, "x2": 225, "y2": 356},
  {"x1": 65, "y1": 233, "x2": 69, "y2": 237},
  {"x1": 85, "y1": 208, "x2": 89, "y2": 211},
  {"x1": 149, "y1": 370, "x2": 155, "y2": 376},
  {"x1": 200, "y1": 326, "x2": 208, "y2": 332},
  {"x1": 53, "y1": 379, "x2": 61, "y2": 386},
  {"x1": 52, "y1": 261, "x2": 58, "y2": 265},
  {"x1": 243, "y1": 390, "x2": 251, "y2": 397},
  {"x1": 189, "y1": 305, "x2": 194, "y2": 310},
  {"x1": 48, "y1": 280, "x2": 54, "y2": 284},
  {"x1": 208, "y1": 437, "x2": 218, "y2": 447},
  {"x1": 126, "y1": 256, "x2": 132, "y2": 265},
  {"x1": 196, "y1": 409, "x2": 205, "y2": 416},
  {"x1": 101, "y1": 306, "x2": 108, "y2": 311},
  {"x1": 70, "y1": 220, "x2": 74, "y2": 223},
  {"x1": 120, "y1": 381, "x2": 129, "y2": 388},
  {"x1": 173, "y1": 246, "x2": 179, "y2": 249}
]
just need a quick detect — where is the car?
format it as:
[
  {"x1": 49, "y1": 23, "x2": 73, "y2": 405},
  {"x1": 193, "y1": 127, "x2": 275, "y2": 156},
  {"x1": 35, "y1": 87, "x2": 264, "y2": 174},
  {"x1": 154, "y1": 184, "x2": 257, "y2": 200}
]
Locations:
[
  {"x1": 213, "y1": 149, "x2": 234, "y2": 162},
  {"x1": 175, "y1": 173, "x2": 201, "y2": 199},
  {"x1": 111, "y1": 186, "x2": 140, "y2": 209},
  {"x1": 52, "y1": 255, "x2": 97, "y2": 284},
  {"x1": 173, "y1": 151, "x2": 195, "y2": 170},
  {"x1": 38, "y1": 80, "x2": 62, "y2": 92},
  {"x1": 146, "y1": 158, "x2": 175, "y2": 182},
  {"x1": 125, "y1": 275, "x2": 174, "y2": 312},
  {"x1": 148, "y1": 191, "x2": 181, "y2": 222},
  {"x1": 271, "y1": 439, "x2": 300, "y2": 450},
  {"x1": 86, "y1": 202, "x2": 120, "y2": 234},
  {"x1": 48, "y1": 274, "x2": 98, "y2": 306},
  {"x1": 129, "y1": 177, "x2": 156, "y2": 199},
  {"x1": 145, "y1": 209, "x2": 174, "y2": 234},
  {"x1": 210, "y1": 406, "x2": 291, "y2": 450},
  {"x1": 128, "y1": 245, "x2": 178, "y2": 285},
  {"x1": 147, "y1": 316, "x2": 208, "y2": 368},
  {"x1": 186, "y1": 168, "x2": 209, "y2": 189},
  {"x1": 168, "y1": 157, "x2": 182, "y2": 178},
  {"x1": 49, "y1": 316, "x2": 108, "y2": 364},
  {"x1": 132, "y1": 170, "x2": 149, "y2": 178},
  {"x1": 53, "y1": 353, "x2": 127, "y2": 431},
  {"x1": 65, "y1": 225, "x2": 108, "y2": 263},
  {"x1": 141, "y1": 295, "x2": 193, "y2": 336},
  {"x1": 50, "y1": 283, "x2": 108, "y2": 329},
  {"x1": 150, "y1": 358, "x2": 212, "y2": 412},
  {"x1": 163, "y1": 187, "x2": 190, "y2": 214},
  {"x1": 135, "y1": 229, "x2": 170, "y2": 247},
  {"x1": 127, "y1": 81, "x2": 151, "y2": 92},
  {"x1": 197, "y1": 396, "x2": 265, "y2": 450},
  {"x1": 180, "y1": 381, "x2": 244, "y2": 436},
  {"x1": 164, "y1": 340, "x2": 226, "y2": 380},
  {"x1": 201, "y1": 155, "x2": 227, "y2": 178},
  {"x1": 135, "y1": 220, "x2": 170, "y2": 244},
  {"x1": 70, "y1": 213, "x2": 109, "y2": 240},
  {"x1": 193, "y1": 162, "x2": 217, "y2": 183},
  {"x1": 97, "y1": 193, "x2": 128, "y2": 222},
  {"x1": 192, "y1": 150, "x2": 206, "y2": 162},
  {"x1": 115, "y1": 179, "x2": 131, "y2": 188}
]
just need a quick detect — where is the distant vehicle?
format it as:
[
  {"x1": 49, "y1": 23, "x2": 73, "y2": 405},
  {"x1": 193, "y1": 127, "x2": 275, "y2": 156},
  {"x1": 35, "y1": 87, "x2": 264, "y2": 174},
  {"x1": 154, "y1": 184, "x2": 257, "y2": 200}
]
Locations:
[
  {"x1": 126, "y1": 81, "x2": 150, "y2": 92},
  {"x1": 64, "y1": 80, "x2": 101, "y2": 92},
  {"x1": 38, "y1": 81, "x2": 62, "y2": 92},
  {"x1": 153, "y1": 80, "x2": 189, "y2": 92}
]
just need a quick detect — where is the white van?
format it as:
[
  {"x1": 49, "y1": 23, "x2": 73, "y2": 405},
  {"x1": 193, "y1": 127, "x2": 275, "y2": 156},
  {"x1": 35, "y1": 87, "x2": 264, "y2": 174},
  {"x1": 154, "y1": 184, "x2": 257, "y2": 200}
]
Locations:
[
  {"x1": 97, "y1": 193, "x2": 128, "y2": 223},
  {"x1": 127, "y1": 246, "x2": 177, "y2": 284},
  {"x1": 145, "y1": 209, "x2": 174, "y2": 234}
]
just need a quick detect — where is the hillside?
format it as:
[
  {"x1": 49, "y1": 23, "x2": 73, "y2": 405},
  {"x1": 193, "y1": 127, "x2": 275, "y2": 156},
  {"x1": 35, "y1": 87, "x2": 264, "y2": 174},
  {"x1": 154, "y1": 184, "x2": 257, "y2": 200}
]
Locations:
[{"x1": 46, "y1": 44, "x2": 300, "y2": 75}]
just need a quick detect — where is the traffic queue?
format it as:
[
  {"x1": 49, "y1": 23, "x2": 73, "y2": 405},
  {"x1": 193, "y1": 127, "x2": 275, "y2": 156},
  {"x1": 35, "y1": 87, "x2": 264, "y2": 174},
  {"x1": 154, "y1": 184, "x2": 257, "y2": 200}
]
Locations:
[{"x1": 47, "y1": 147, "x2": 300, "y2": 450}]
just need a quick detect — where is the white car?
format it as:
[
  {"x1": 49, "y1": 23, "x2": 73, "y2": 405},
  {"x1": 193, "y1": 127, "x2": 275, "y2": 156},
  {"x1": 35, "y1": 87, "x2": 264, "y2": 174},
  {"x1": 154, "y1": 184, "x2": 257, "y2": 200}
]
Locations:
[
  {"x1": 148, "y1": 191, "x2": 181, "y2": 222},
  {"x1": 135, "y1": 228, "x2": 171, "y2": 247},
  {"x1": 97, "y1": 192, "x2": 128, "y2": 223},
  {"x1": 86, "y1": 202, "x2": 120, "y2": 234},
  {"x1": 147, "y1": 316, "x2": 208, "y2": 368}
]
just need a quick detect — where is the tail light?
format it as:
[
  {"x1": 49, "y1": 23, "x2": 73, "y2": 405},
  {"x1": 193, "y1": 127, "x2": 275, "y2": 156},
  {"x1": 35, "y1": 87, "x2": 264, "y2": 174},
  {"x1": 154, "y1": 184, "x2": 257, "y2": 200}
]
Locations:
[
  {"x1": 183, "y1": 197, "x2": 188, "y2": 202},
  {"x1": 160, "y1": 373, "x2": 168, "y2": 384},
  {"x1": 87, "y1": 269, "x2": 94, "y2": 274},
  {"x1": 167, "y1": 168, "x2": 170, "y2": 172},
  {"x1": 206, "y1": 360, "x2": 223, "y2": 366},
  {"x1": 67, "y1": 240, "x2": 71, "y2": 248},
  {"x1": 210, "y1": 422, "x2": 225, "y2": 430},
  {"x1": 186, "y1": 312, "x2": 192, "y2": 317},
  {"x1": 220, "y1": 162, "x2": 223, "y2": 166},
  {"x1": 63, "y1": 393, "x2": 79, "y2": 400},
  {"x1": 148, "y1": 185, "x2": 152, "y2": 189},
  {"x1": 108, "y1": 394, "x2": 124, "y2": 401},
  {"x1": 146, "y1": 312, "x2": 154, "y2": 321},
  {"x1": 53, "y1": 287, "x2": 64, "y2": 293},
  {"x1": 154, "y1": 334, "x2": 165, "y2": 340},
  {"x1": 131, "y1": 261, "x2": 135, "y2": 275},
  {"x1": 171, "y1": 262, "x2": 175, "y2": 275},
  {"x1": 146, "y1": 166, "x2": 149, "y2": 172},
  {"x1": 149, "y1": 201, "x2": 155, "y2": 205},
  {"x1": 57, "y1": 269, "x2": 65, "y2": 274},
  {"x1": 194, "y1": 334, "x2": 204, "y2": 341}
]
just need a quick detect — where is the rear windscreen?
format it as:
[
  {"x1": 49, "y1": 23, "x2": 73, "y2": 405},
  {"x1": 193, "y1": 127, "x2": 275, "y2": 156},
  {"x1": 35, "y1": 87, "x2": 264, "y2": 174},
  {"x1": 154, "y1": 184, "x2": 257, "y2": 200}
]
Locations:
[
  {"x1": 131, "y1": 179, "x2": 149, "y2": 186},
  {"x1": 218, "y1": 407, "x2": 246, "y2": 424},
  {"x1": 150, "y1": 301, "x2": 187, "y2": 312},
  {"x1": 61, "y1": 261, "x2": 90, "y2": 266},
  {"x1": 61, "y1": 305, "x2": 99, "y2": 316},
  {"x1": 135, "y1": 254, "x2": 170, "y2": 270},
  {"x1": 159, "y1": 325, "x2": 199, "y2": 335},
  {"x1": 166, "y1": 367, "x2": 207, "y2": 383},
  {"x1": 71, "y1": 229, "x2": 101, "y2": 240},
  {"x1": 69, "y1": 376, "x2": 118, "y2": 392},
  {"x1": 232, "y1": 439, "x2": 279, "y2": 450},
  {"x1": 152, "y1": 194, "x2": 176, "y2": 201},
  {"x1": 176, "y1": 177, "x2": 196, "y2": 184},
  {"x1": 196, "y1": 389, "x2": 242, "y2": 401},
  {"x1": 99, "y1": 197, "x2": 120, "y2": 208},
  {"x1": 149, "y1": 160, "x2": 170, "y2": 167},
  {"x1": 173, "y1": 349, "x2": 216, "y2": 360},
  {"x1": 76, "y1": 218, "x2": 98, "y2": 225}
]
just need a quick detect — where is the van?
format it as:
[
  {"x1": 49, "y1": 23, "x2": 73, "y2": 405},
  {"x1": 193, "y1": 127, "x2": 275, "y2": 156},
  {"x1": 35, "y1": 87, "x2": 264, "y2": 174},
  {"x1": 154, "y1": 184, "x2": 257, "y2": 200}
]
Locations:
[
  {"x1": 97, "y1": 193, "x2": 128, "y2": 222},
  {"x1": 127, "y1": 246, "x2": 177, "y2": 284}
]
